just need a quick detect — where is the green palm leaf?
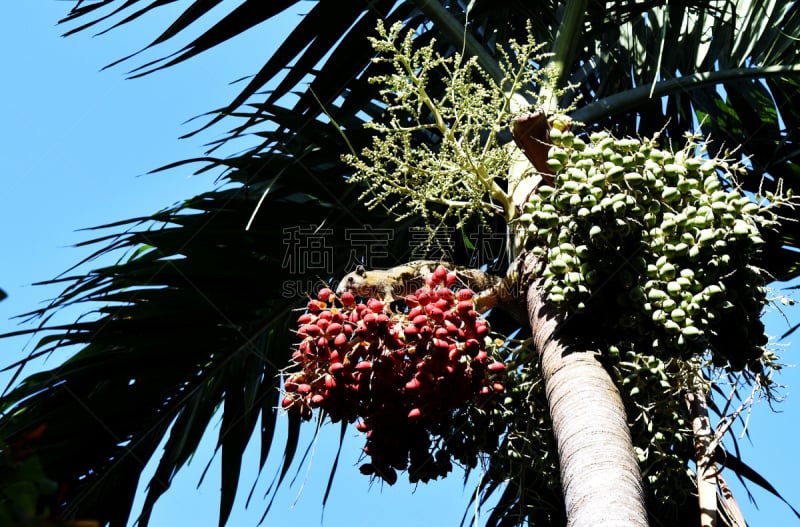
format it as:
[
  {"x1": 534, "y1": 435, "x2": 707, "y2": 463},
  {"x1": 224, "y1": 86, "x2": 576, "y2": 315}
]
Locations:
[{"x1": 0, "y1": 120, "x2": 425, "y2": 525}]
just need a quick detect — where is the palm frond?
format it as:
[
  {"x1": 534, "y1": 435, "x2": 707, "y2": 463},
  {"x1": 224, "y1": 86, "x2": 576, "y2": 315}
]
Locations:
[
  {"x1": 559, "y1": 0, "x2": 800, "y2": 280},
  {"x1": 0, "y1": 115, "x2": 420, "y2": 525}
]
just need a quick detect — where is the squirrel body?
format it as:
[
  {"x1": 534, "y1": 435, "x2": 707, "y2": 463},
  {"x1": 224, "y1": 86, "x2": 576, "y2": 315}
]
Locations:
[{"x1": 335, "y1": 260, "x2": 516, "y2": 314}]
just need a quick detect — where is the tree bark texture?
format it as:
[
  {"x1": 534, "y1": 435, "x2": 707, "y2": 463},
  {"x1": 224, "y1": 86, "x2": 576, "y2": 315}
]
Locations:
[{"x1": 526, "y1": 273, "x2": 648, "y2": 526}]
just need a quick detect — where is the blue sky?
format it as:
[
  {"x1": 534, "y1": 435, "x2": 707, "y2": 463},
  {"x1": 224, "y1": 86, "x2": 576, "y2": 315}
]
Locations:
[{"x1": 1, "y1": 3, "x2": 799, "y2": 527}]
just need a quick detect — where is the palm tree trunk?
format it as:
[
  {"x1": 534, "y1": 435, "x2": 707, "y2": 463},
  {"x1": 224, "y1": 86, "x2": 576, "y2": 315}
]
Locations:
[{"x1": 525, "y1": 262, "x2": 648, "y2": 526}]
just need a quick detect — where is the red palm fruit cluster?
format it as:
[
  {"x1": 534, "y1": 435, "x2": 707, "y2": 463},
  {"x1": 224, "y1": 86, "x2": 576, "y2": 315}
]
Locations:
[{"x1": 282, "y1": 265, "x2": 507, "y2": 484}]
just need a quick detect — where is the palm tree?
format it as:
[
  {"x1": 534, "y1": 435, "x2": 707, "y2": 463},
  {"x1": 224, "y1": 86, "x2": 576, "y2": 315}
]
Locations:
[{"x1": 3, "y1": 1, "x2": 800, "y2": 526}]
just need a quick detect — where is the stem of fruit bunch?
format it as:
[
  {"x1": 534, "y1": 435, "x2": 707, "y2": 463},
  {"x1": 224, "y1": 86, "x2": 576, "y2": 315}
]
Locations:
[{"x1": 685, "y1": 385, "x2": 717, "y2": 527}]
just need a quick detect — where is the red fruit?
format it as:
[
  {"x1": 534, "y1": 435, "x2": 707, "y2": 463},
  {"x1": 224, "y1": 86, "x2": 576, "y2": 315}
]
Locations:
[
  {"x1": 299, "y1": 324, "x2": 322, "y2": 338},
  {"x1": 356, "y1": 420, "x2": 369, "y2": 432},
  {"x1": 363, "y1": 313, "x2": 378, "y2": 326},
  {"x1": 434, "y1": 299, "x2": 450, "y2": 311},
  {"x1": 282, "y1": 395, "x2": 295, "y2": 408},
  {"x1": 444, "y1": 310, "x2": 461, "y2": 324},
  {"x1": 330, "y1": 362, "x2": 345, "y2": 375},
  {"x1": 403, "y1": 325, "x2": 419, "y2": 339},
  {"x1": 405, "y1": 377, "x2": 421, "y2": 391},
  {"x1": 317, "y1": 288, "x2": 333, "y2": 302},
  {"x1": 480, "y1": 386, "x2": 491, "y2": 395},
  {"x1": 425, "y1": 276, "x2": 437, "y2": 288},
  {"x1": 437, "y1": 288, "x2": 454, "y2": 301},
  {"x1": 435, "y1": 327, "x2": 449, "y2": 339},
  {"x1": 297, "y1": 313, "x2": 314, "y2": 325},
  {"x1": 308, "y1": 300, "x2": 323, "y2": 312},
  {"x1": 448, "y1": 347, "x2": 463, "y2": 361},
  {"x1": 327, "y1": 322, "x2": 343, "y2": 335},
  {"x1": 340, "y1": 291, "x2": 356, "y2": 307},
  {"x1": 299, "y1": 340, "x2": 314, "y2": 355},
  {"x1": 416, "y1": 290, "x2": 432, "y2": 306},
  {"x1": 310, "y1": 394, "x2": 325, "y2": 407},
  {"x1": 458, "y1": 289, "x2": 474, "y2": 301},
  {"x1": 367, "y1": 298, "x2": 384, "y2": 313},
  {"x1": 316, "y1": 318, "x2": 330, "y2": 331},
  {"x1": 297, "y1": 383, "x2": 312, "y2": 394},
  {"x1": 432, "y1": 338, "x2": 450, "y2": 351},
  {"x1": 356, "y1": 361, "x2": 373, "y2": 372},
  {"x1": 492, "y1": 382, "x2": 505, "y2": 393},
  {"x1": 324, "y1": 375, "x2": 337, "y2": 389},
  {"x1": 444, "y1": 320, "x2": 459, "y2": 335},
  {"x1": 407, "y1": 306, "x2": 423, "y2": 319},
  {"x1": 412, "y1": 314, "x2": 429, "y2": 326},
  {"x1": 386, "y1": 335, "x2": 404, "y2": 351},
  {"x1": 329, "y1": 350, "x2": 341, "y2": 363},
  {"x1": 488, "y1": 361, "x2": 506, "y2": 372},
  {"x1": 474, "y1": 351, "x2": 489, "y2": 363},
  {"x1": 464, "y1": 339, "x2": 480, "y2": 357},
  {"x1": 407, "y1": 408, "x2": 422, "y2": 420},
  {"x1": 433, "y1": 265, "x2": 449, "y2": 280},
  {"x1": 475, "y1": 322, "x2": 489, "y2": 338},
  {"x1": 457, "y1": 300, "x2": 474, "y2": 314},
  {"x1": 376, "y1": 313, "x2": 390, "y2": 325},
  {"x1": 446, "y1": 272, "x2": 458, "y2": 287},
  {"x1": 428, "y1": 307, "x2": 444, "y2": 321},
  {"x1": 284, "y1": 378, "x2": 299, "y2": 392},
  {"x1": 405, "y1": 295, "x2": 419, "y2": 307},
  {"x1": 333, "y1": 333, "x2": 348, "y2": 348},
  {"x1": 318, "y1": 310, "x2": 333, "y2": 321}
]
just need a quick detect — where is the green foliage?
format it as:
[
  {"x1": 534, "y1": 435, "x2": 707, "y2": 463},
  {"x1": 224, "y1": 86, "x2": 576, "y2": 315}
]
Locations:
[
  {"x1": 344, "y1": 21, "x2": 553, "y2": 230},
  {"x1": 0, "y1": 431, "x2": 98, "y2": 527},
  {"x1": 468, "y1": 359, "x2": 564, "y2": 526},
  {"x1": 0, "y1": 136, "x2": 401, "y2": 527}
]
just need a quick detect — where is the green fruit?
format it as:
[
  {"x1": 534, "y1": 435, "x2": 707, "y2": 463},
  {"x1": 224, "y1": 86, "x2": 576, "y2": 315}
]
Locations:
[
  {"x1": 661, "y1": 186, "x2": 680, "y2": 202},
  {"x1": 550, "y1": 147, "x2": 569, "y2": 163},
  {"x1": 658, "y1": 262, "x2": 677, "y2": 281},
  {"x1": 670, "y1": 308, "x2": 687, "y2": 323},
  {"x1": 628, "y1": 286, "x2": 645, "y2": 302},
  {"x1": 549, "y1": 259, "x2": 569, "y2": 274},
  {"x1": 547, "y1": 158, "x2": 564, "y2": 172}
]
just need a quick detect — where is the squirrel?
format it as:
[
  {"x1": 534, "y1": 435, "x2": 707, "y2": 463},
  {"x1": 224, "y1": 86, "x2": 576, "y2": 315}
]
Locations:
[{"x1": 334, "y1": 260, "x2": 521, "y2": 317}]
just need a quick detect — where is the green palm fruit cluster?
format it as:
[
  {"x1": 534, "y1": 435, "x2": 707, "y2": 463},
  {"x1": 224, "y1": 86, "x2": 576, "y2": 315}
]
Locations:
[{"x1": 518, "y1": 128, "x2": 781, "y2": 370}]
